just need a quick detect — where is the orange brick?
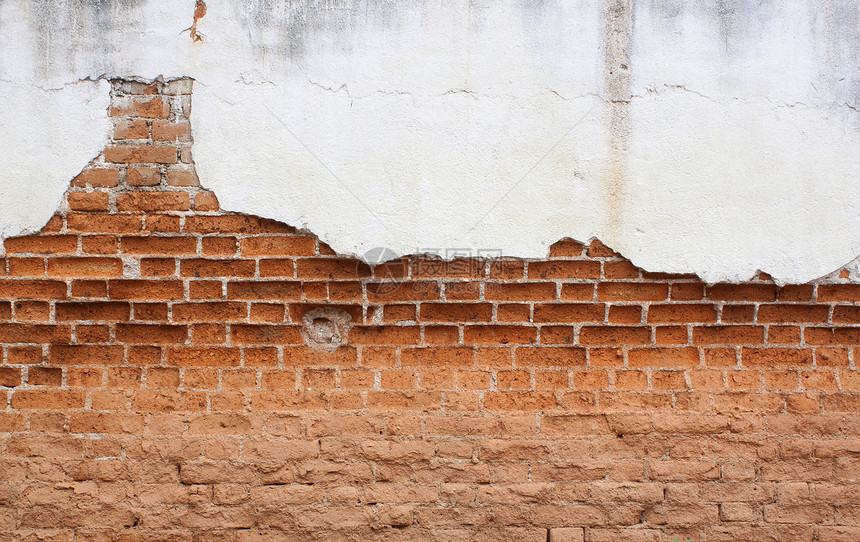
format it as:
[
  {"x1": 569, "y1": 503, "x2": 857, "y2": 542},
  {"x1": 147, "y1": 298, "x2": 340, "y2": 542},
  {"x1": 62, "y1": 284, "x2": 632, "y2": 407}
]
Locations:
[
  {"x1": 0, "y1": 279, "x2": 66, "y2": 299},
  {"x1": 133, "y1": 302, "x2": 168, "y2": 321},
  {"x1": 141, "y1": 257, "x2": 176, "y2": 277},
  {"x1": 533, "y1": 303, "x2": 604, "y2": 323},
  {"x1": 227, "y1": 281, "x2": 302, "y2": 300},
  {"x1": 68, "y1": 191, "x2": 109, "y2": 212},
  {"x1": 464, "y1": 325, "x2": 536, "y2": 345},
  {"x1": 444, "y1": 281, "x2": 481, "y2": 300},
  {"x1": 181, "y1": 258, "x2": 255, "y2": 278},
  {"x1": 628, "y1": 347, "x2": 699, "y2": 368},
  {"x1": 126, "y1": 166, "x2": 161, "y2": 186},
  {"x1": 651, "y1": 370, "x2": 686, "y2": 390},
  {"x1": 115, "y1": 324, "x2": 187, "y2": 344},
  {"x1": 401, "y1": 347, "x2": 473, "y2": 367},
  {"x1": 241, "y1": 236, "x2": 317, "y2": 257},
  {"x1": 122, "y1": 236, "x2": 197, "y2": 255},
  {"x1": 7, "y1": 257, "x2": 45, "y2": 277},
  {"x1": 110, "y1": 95, "x2": 169, "y2": 118},
  {"x1": 231, "y1": 324, "x2": 303, "y2": 345},
  {"x1": 172, "y1": 302, "x2": 247, "y2": 322},
  {"x1": 167, "y1": 347, "x2": 241, "y2": 367},
  {"x1": 152, "y1": 120, "x2": 191, "y2": 141},
  {"x1": 516, "y1": 347, "x2": 586, "y2": 367},
  {"x1": 603, "y1": 260, "x2": 640, "y2": 279},
  {"x1": 5, "y1": 235, "x2": 77, "y2": 254},
  {"x1": 114, "y1": 119, "x2": 149, "y2": 139},
  {"x1": 597, "y1": 282, "x2": 668, "y2": 302},
  {"x1": 165, "y1": 168, "x2": 199, "y2": 186},
  {"x1": 483, "y1": 391, "x2": 556, "y2": 411},
  {"x1": 190, "y1": 280, "x2": 223, "y2": 299},
  {"x1": 194, "y1": 191, "x2": 219, "y2": 211},
  {"x1": 488, "y1": 260, "x2": 524, "y2": 279},
  {"x1": 81, "y1": 235, "x2": 118, "y2": 255},
  {"x1": 804, "y1": 327, "x2": 860, "y2": 345},
  {"x1": 71, "y1": 168, "x2": 120, "y2": 187},
  {"x1": 202, "y1": 237, "x2": 239, "y2": 256},
  {"x1": 818, "y1": 284, "x2": 860, "y2": 302},
  {"x1": 721, "y1": 304, "x2": 755, "y2": 323},
  {"x1": 116, "y1": 191, "x2": 189, "y2": 211},
  {"x1": 8, "y1": 345, "x2": 44, "y2": 364},
  {"x1": 297, "y1": 258, "x2": 371, "y2": 279},
  {"x1": 105, "y1": 145, "x2": 178, "y2": 164},
  {"x1": 0, "y1": 324, "x2": 70, "y2": 343},
  {"x1": 741, "y1": 347, "x2": 812, "y2": 367},
  {"x1": 647, "y1": 304, "x2": 717, "y2": 323},
  {"x1": 350, "y1": 325, "x2": 421, "y2": 345},
  {"x1": 605, "y1": 304, "x2": 641, "y2": 324},
  {"x1": 109, "y1": 280, "x2": 184, "y2": 300},
  {"x1": 693, "y1": 325, "x2": 764, "y2": 345},
  {"x1": 67, "y1": 213, "x2": 143, "y2": 233},
  {"x1": 579, "y1": 326, "x2": 650, "y2": 346},
  {"x1": 11, "y1": 390, "x2": 85, "y2": 409},
  {"x1": 47, "y1": 257, "x2": 123, "y2": 278},
  {"x1": 615, "y1": 370, "x2": 648, "y2": 390},
  {"x1": 12, "y1": 301, "x2": 50, "y2": 322}
]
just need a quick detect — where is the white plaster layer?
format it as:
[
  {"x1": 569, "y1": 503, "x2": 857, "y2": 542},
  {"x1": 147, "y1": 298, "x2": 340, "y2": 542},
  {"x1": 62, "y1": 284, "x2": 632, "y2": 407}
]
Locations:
[{"x1": 0, "y1": 0, "x2": 858, "y2": 283}]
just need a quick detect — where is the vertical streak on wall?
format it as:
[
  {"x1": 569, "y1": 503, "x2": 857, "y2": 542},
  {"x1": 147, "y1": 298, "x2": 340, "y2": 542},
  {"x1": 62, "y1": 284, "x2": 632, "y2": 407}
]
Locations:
[{"x1": 602, "y1": 0, "x2": 632, "y2": 241}]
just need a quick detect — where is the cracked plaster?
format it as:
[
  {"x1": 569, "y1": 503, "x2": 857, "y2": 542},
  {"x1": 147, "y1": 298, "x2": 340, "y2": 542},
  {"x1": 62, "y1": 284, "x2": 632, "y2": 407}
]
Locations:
[{"x1": 0, "y1": 0, "x2": 859, "y2": 283}]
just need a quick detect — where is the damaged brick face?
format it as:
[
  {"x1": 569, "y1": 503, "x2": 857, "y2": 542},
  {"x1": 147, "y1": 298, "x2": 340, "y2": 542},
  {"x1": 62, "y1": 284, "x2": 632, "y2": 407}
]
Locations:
[{"x1": 1, "y1": 78, "x2": 860, "y2": 541}]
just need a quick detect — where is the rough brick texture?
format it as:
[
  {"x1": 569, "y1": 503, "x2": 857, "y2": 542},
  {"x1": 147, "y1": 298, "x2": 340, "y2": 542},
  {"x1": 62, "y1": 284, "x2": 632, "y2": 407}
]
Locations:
[{"x1": 1, "y1": 79, "x2": 859, "y2": 541}]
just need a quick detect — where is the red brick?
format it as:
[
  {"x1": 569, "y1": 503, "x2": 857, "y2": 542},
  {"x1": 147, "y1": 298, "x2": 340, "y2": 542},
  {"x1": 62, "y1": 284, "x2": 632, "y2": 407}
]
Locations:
[
  {"x1": 722, "y1": 304, "x2": 755, "y2": 323},
  {"x1": 55, "y1": 301, "x2": 129, "y2": 321},
  {"x1": 488, "y1": 260, "x2": 525, "y2": 279},
  {"x1": 587, "y1": 239, "x2": 619, "y2": 257},
  {"x1": 181, "y1": 259, "x2": 256, "y2": 278},
  {"x1": 527, "y1": 260, "x2": 600, "y2": 279},
  {"x1": 0, "y1": 367, "x2": 22, "y2": 387},
  {"x1": 297, "y1": 258, "x2": 371, "y2": 279},
  {"x1": 603, "y1": 260, "x2": 640, "y2": 279},
  {"x1": 517, "y1": 347, "x2": 586, "y2": 367},
  {"x1": 833, "y1": 305, "x2": 860, "y2": 324},
  {"x1": 420, "y1": 303, "x2": 491, "y2": 322},
  {"x1": 818, "y1": 284, "x2": 860, "y2": 302},
  {"x1": 115, "y1": 324, "x2": 188, "y2": 344},
  {"x1": 116, "y1": 191, "x2": 189, "y2": 211},
  {"x1": 560, "y1": 283, "x2": 596, "y2": 301},
  {"x1": 190, "y1": 280, "x2": 223, "y2": 299},
  {"x1": 13, "y1": 300, "x2": 48, "y2": 321},
  {"x1": 47, "y1": 257, "x2": 123, "y2": 278},
  {"x1": 693, "y1": 325, "x2": 764, "y2": 345},
  {"x1": 533, "y1": 303, "x2": 605, "y2": 323},
  {"x1": 367, "y1": 281, "x2": 440, "y2": 302},
  {"x1": 109, "y1": 280, "x2": 184, "y2": 300},
  {"x1": 485, "y1": 282, "x2": 556, "y2": 302},
  {"x1": 165, "y1": 168, "x2": 199, "y2": 186},
  {"x1": 597, "y1": 282, "x2": 668, "y2": 302},
  {"x1": 671, "y1": 282, "x2": 705, "y2": 300},
  {"x1": 548, "y1": 238, "x2": 585, "y2": 257},
  {"x1": 757, "y1": 304, "x2": 829, "y2": 324},
  {"x1": 227, "y1": 281, "x2": 302, "y2": 300},
  {"x1": 647, "y1": 304, "x2": 717, "y2": 323},
  {"x1": 167, "y1": 347, "x2": 241, "y2": 367},
  {"x1": 122, "y1": 236, "x2": 197, "y2": 255},
  {"x1": 444, "y1": 281, "x2": 481, "y2": 300},
  {"x1": 628, "y1": 347, "x2": 699, "y2": 368},
  {"x1": 231, "y1": 324, "x2": 303, "y2": 345},
  {"x1": 184, "y1": 215, "x2": 265, "y2": 234}
]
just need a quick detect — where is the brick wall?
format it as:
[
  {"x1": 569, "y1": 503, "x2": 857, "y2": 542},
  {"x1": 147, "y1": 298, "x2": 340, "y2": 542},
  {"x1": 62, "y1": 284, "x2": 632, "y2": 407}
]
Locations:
[{"x1": 1, "y1": 78, "x2": 859, "y2": 542}]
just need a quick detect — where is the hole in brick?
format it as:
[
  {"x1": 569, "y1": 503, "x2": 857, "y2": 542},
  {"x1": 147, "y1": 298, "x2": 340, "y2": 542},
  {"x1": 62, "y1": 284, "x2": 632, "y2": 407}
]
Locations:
[{"x1": 301, "y1": 307, "x2": 352, "y2": 352}]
